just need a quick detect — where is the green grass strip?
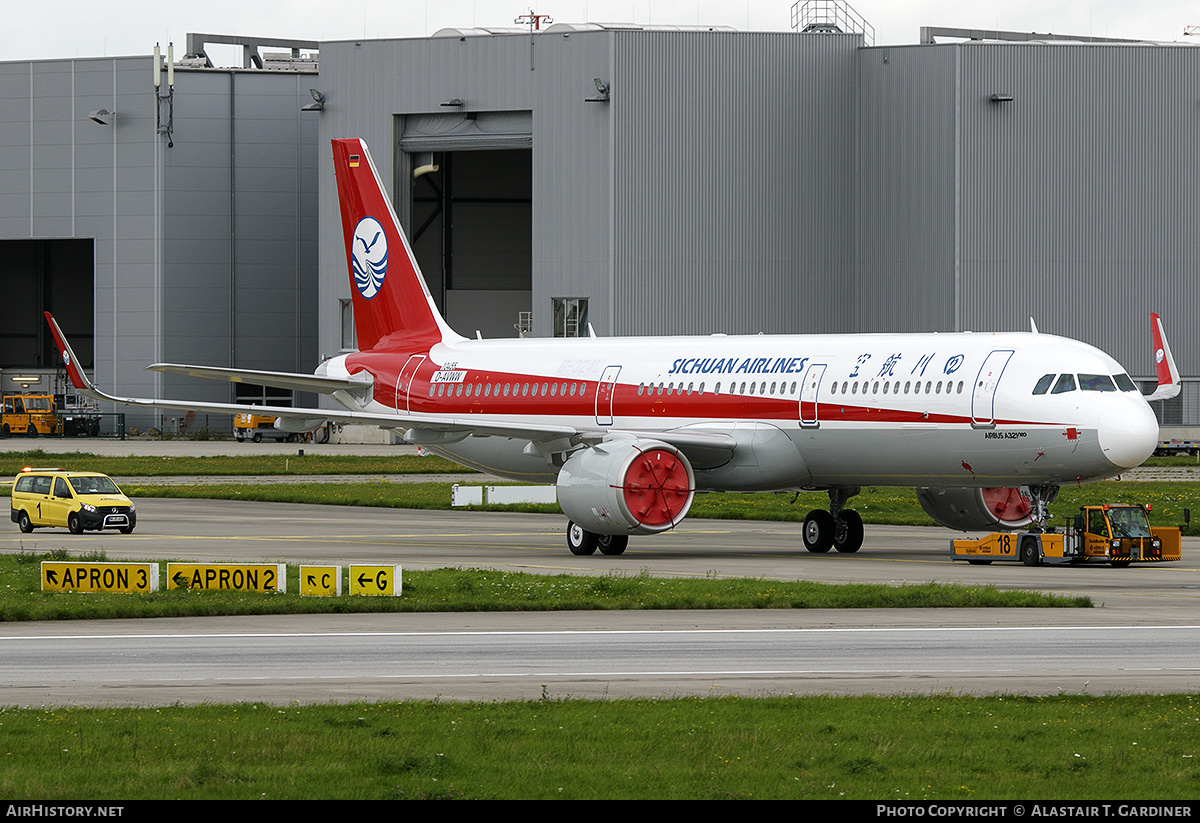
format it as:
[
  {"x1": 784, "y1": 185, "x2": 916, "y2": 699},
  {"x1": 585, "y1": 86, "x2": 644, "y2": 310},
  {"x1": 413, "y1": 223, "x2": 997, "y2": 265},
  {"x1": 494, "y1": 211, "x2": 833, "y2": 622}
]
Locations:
[
  {"x1": 0, "y1": 694, "x2": 1196, "y2": 799},
  {"x1": 0, "y1": 553, "x2": 1088, "y2": 621},
  {"x1": 0, "y1": 449, "x2": 465, "y2": 476}
]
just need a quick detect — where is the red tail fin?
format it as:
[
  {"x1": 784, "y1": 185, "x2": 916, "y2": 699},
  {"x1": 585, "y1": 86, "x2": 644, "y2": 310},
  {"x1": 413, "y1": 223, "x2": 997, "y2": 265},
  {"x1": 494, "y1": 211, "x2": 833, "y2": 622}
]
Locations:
[
  {"x1": 331, "y1": 138, "x2": 459, "y2": 351},
  {"x1": 1147, "y1": 312, "x2": 1181, "y2": 402}
]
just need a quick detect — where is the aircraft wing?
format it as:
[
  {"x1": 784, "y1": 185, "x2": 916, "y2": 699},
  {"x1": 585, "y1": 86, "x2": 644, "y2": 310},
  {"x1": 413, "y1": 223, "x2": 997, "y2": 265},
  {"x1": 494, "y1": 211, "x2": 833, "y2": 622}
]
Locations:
[{"x1": 44, "y1": 312, "x2": 736, "y2": 459}]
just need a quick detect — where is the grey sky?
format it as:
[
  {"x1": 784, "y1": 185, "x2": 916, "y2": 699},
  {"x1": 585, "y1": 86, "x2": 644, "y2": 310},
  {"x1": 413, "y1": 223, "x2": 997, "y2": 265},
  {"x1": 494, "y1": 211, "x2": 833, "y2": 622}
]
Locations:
[{"x1": 4, "y1": 1, "x2": 1197, "y2": 63}]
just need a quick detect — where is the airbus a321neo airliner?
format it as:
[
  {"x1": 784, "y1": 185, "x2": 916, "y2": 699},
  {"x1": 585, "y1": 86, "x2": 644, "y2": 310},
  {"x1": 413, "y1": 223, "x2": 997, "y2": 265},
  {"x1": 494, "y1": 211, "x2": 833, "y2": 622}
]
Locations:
[{"x1": 45, "y1": 138, "x2": 1181, "y2": 557}]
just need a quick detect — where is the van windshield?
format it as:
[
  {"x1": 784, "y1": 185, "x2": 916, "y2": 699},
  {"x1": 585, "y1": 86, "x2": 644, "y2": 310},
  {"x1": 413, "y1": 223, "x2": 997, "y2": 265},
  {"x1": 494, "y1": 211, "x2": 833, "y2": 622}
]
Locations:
[{"x1": 68, "y1": 476, "x2": 120, "y2": 495}]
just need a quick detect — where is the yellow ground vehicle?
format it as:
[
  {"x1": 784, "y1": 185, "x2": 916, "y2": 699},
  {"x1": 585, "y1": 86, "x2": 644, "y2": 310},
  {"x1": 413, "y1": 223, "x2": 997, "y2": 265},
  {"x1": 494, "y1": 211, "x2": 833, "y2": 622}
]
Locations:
[
  {"x1": 234, "y1": 413, "x2": 307, "y2": 442},
  {"x1": 10, "y1": 468, "x2": 136, "y2": 534},
  {"x1": 1, "y1": 394, "x2": 61, "y2": 436},
  {"x1": 951, "y1": 504, "x2": 1181, "y2": 567}
]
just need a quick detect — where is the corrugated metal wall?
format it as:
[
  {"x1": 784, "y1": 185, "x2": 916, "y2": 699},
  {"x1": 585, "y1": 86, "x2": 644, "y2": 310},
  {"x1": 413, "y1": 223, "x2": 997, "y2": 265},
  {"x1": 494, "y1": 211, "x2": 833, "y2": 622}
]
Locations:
[
  {"x1": 161, "y1": 70, "x2": 319, "y2": 400},
  {"x1": 0, "y1": 56, "x2": 161, "y2": 413},
  {"x1": 856, "y1": 41, "x2": 1200, "y2": 389},
  {"x1": 855, "y1": 45, "x2": 958, "y2": 333},
  {"x1": 317, "y1": 30, "x2": 861, "y2": 344},
  {"x1": 956, "y1": 43, "x2": 1200, "y2": 377},
  {"x1": 611, "y1": 31, "x2": 859, "y2": 336},
  {"x1": 0, "y1": 56, "x2": 318, "y2": 427}
]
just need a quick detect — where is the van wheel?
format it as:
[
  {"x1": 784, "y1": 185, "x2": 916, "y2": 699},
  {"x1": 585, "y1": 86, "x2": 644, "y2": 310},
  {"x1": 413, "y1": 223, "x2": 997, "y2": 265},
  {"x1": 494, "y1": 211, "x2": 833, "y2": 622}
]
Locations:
[
  {"x1": 118, "y1": 525, "x2": 134, "y2": 535},
  {"x1": 17, "y1": 511, "x2": 33, "y2": 533},
  {"x1": 68, "y1": 513, "x2": 83, "y2": 535}
]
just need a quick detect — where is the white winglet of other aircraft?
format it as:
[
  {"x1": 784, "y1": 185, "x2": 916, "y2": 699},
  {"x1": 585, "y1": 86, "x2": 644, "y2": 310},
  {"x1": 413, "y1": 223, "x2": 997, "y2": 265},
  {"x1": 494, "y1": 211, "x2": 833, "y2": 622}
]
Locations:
[{"x1": 44, "y1": 138, "x2": 1179, "y2": 557}]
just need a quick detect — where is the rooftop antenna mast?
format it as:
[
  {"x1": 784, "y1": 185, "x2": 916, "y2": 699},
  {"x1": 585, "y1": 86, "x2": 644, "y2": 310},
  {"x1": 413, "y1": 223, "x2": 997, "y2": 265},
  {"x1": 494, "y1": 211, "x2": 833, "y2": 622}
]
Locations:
[
  {"x1": 153, "y1": 42, "x2": 175, "y2": 148},
  {"x1": 515, "y1": 9, "x2": 553, "y2": 71}
]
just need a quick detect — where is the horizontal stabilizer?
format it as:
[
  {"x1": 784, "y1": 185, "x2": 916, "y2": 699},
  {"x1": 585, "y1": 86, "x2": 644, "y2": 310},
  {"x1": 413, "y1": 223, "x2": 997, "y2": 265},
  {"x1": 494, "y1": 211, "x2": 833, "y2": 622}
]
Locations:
[{"x1": 147, "y1": 363, "x2": 372, "y2": 397}]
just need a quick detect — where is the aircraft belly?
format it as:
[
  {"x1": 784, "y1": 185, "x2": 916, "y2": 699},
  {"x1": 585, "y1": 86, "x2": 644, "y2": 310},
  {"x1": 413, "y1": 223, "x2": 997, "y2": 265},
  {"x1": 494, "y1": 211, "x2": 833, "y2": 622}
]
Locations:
[
  {"x1": 793, "y1": 423, "x2": 1111, "y2": 487},
  {"x1": 689, "y1": 422, "x2": 810, "y2": 492}
]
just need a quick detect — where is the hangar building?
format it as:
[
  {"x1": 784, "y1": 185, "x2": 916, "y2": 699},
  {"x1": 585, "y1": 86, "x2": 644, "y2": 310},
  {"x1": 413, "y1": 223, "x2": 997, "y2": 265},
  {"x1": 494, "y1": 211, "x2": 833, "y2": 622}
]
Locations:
[
  {"x1": 313, "y1": 22, "x2": 1199, "y2": 428},
  {"x1": 0, "y1": 35, "x2": 319, "y2": 430},
  {"x1": 1, "y1": 12, "x2": 1196, "y2": 431}
]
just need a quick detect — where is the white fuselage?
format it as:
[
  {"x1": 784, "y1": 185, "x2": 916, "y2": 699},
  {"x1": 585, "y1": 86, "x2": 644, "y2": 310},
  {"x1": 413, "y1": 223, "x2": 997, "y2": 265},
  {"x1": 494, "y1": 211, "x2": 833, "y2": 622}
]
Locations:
[{"x1": 323, "y1": 329, "x2": 1159, "y2": 491}]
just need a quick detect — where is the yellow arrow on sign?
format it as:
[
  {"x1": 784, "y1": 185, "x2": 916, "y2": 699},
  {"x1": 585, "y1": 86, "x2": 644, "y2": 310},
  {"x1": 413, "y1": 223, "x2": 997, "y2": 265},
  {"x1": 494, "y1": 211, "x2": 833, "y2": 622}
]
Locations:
[
  {"x1": 348, "y1": 564, "x2": 402, "y2": 596},
  {"x1": 41, "y1": 561, "x2": 158, "y2": 593},
  {"x1": 300, "y1": 565, "x2": 342, "y2": 597},
  {"x1": 166, "y1": 563, "x2": 286, "y2": 592}
]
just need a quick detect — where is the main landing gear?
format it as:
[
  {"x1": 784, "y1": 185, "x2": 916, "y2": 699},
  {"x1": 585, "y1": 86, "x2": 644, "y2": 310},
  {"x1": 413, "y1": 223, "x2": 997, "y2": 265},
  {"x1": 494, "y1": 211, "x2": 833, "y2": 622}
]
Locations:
[
  {"x1": 566, "y1": 521, "x2": 629, "y2": 556},
  {"x1": 802, "y1": 487, "x2": 864, "y2": 554}
]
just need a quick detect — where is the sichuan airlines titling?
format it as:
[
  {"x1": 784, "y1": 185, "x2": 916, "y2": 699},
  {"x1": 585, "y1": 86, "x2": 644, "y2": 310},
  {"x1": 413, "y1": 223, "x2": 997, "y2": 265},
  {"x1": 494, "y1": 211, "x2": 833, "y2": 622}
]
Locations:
[{"x1": 44, "y1": 138, "x2": 1180, "y2": 557}]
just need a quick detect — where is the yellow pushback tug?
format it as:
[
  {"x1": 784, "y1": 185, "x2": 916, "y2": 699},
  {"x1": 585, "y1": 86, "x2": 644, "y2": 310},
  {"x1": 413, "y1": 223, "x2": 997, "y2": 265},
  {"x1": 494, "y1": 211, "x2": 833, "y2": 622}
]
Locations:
[{"x1": 951, "y1": 504, "x2": 1182, "y2": 567}]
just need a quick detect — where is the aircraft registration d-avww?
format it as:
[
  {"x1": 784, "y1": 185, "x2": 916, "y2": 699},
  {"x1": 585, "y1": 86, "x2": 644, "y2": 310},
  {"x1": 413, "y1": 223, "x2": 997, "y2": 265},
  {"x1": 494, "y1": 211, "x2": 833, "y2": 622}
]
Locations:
[{"x1": 45, "y1": 138, "x2": 1182, "y2": 556}]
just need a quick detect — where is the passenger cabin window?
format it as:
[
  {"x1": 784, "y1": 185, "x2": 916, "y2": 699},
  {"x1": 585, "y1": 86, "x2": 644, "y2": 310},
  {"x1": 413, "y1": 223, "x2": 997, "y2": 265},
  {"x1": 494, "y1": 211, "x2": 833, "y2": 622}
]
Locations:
[
  {"x1": 1078, "y1": 374, "x2": 1116, "y2": 392},
  {"x1": 1051, "y1": 374, "x2": 1077, "y2": 394},
  {"x1": 1032, "y1": 374, "x2": 1055, "y2": 395}
]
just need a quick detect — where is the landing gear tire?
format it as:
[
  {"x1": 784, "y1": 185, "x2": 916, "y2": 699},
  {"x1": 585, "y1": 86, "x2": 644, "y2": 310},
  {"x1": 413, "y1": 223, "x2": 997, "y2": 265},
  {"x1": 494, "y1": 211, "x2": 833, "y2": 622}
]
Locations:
[
  {"x1": 802, "y1": 510, "x2": 835, "y2": 553},
  {"x1": 1020, "y1": 537, "x2": 1041, "y2": 567},
  {"x1": 833, "y1": 509, "x2": 864, "y2": 553},
  {"x1": 597, "y1": 534, "x2": 628, "y2": 556},
  {"x1": 567, "y1": 521, "x2": 598, "y2": 556}
]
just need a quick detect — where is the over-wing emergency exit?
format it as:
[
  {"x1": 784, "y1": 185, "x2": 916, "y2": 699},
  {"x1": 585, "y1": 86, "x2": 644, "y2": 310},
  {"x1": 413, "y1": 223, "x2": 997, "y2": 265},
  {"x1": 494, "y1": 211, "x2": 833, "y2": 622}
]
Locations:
[{"x1": 44, "y1": 137, "x2": 1180, "y2": 557}]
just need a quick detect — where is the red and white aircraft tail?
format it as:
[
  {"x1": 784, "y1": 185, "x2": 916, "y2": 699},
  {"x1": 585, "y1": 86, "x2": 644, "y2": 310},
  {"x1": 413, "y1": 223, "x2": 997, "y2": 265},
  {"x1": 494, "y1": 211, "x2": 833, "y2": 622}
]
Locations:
[
  {"x1": 1147, "y1": 312, "x2": 1181, "y2": 402},
  {"x1": 331, "y1": 138, "x2": 461, "y2": 352},
  {"x1": 41, "y1": 137, "x2": 1176, "y2": 557}
]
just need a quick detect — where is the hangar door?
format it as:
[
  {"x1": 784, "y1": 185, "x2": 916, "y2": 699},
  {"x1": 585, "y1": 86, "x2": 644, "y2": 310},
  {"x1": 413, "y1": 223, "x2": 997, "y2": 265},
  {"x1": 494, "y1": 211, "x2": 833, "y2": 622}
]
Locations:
[
  {"x1": 0, "y1": 239, "x2": 94, "y2": 370},
  {"x1": 400, "y1": 112, "x2": 532, "y2": 339}
]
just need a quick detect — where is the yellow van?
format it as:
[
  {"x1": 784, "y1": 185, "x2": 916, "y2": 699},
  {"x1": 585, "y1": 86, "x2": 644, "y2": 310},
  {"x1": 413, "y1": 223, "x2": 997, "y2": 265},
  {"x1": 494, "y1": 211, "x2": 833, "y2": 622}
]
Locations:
[{"x1": 10, "y1": 469, "x2": 136, "y2": 534}]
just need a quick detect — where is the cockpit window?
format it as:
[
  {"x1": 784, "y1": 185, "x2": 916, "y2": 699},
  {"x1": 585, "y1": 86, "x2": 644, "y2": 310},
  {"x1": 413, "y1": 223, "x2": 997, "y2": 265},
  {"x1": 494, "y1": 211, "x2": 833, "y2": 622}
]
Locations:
[
  {"x1": 1078, "y1": 374, "x2": 1116, "y2": 392},
  {"x1": 1032, "y1": 374, "x2": 1055, "y2": 395},
  {"x1": 1114, "y1": 373, "x2": 1138, "y2": 392},
  {"x1": 1051, "y1": 374, "x2": 1076, "y2": 394}
]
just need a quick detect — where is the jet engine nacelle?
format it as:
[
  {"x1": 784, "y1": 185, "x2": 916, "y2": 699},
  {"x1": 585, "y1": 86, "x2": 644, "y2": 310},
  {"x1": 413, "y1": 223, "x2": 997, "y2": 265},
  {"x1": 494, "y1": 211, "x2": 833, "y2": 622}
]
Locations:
[
  {"x1": 273, "y1": 415, "x2": 327, "y2": 433},
  {"x1": 915, "y1": 486, "x2": 1033, "y2": 531},
  {"x1": 556, "y1": 439, "x2": 695, "y2": 536}
]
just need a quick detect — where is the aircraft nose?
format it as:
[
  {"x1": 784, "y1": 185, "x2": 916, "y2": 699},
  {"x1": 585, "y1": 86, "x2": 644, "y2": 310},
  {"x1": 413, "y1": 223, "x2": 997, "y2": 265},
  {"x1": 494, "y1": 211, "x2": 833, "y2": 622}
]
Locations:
[{"x1": 1098, "y1": 398, "x2": 1159, "y2": 470}]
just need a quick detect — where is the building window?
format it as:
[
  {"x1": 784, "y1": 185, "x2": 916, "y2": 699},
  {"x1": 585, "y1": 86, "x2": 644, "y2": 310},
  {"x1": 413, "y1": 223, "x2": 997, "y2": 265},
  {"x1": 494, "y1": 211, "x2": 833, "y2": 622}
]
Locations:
[{"x1": 553, "y1": 297, "x2": 588, "y2": 338}]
